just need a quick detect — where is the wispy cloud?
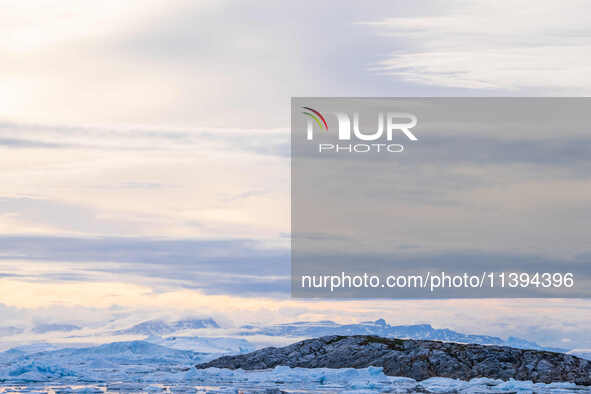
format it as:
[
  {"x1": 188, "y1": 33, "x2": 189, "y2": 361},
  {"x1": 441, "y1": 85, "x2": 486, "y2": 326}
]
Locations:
[
  {"x1": 0, "y1": 235, "x2": 289, "y2": 293},
  {"x1": 0, "y1": 121, "x2": 289, "y2": 155},
  {"x1": 0, "y1": 121, "x2": 289, "y2": 241},
  {"x1": 362, "y1": 0, "x2": 591, "y2": 92}
]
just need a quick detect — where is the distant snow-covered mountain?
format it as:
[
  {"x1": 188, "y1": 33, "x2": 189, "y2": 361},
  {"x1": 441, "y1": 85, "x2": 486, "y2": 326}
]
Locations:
[
  {"x1": 113, "y1": 318, "x2": 219, "y2": 336},
  {"x1": 1, "y1": 316, "x2": 569, "y2": 357},
  {"x1": 239, "y1": 318, "x2": 566, "y2": 353},
  {"x1": 145, "y1": 335, "x2": 255, "y2": 355}
]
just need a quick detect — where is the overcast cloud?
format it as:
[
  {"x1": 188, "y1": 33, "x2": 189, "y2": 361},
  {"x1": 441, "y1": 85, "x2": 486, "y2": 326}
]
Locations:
[{"x1": 0, "y1": 0, "x2": 590, "y2": 349}]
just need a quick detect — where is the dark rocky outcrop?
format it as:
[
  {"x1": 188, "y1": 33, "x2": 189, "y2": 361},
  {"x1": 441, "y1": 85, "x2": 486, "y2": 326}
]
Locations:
[{"x1": 196, "y1": 335, "x2": 591, "y2": 385}]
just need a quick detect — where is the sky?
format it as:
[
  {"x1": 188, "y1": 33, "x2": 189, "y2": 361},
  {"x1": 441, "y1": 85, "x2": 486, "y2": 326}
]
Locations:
[{"x1": 1, "y1": 0, "x2": 591, "y2": 349}]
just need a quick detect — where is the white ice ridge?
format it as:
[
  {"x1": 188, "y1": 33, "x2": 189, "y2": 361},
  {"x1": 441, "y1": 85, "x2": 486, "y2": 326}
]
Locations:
[
  {"x1": 2, "y1": 364, "x2": 587, "y2": 393},
  {"x1": 185, "y1": 366, "x2": 588, "y2": 393}
]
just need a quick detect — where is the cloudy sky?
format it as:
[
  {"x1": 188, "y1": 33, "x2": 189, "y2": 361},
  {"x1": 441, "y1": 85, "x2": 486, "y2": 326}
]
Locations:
[{"x1": 1, "y1": 0, "x2": 591, "y2": 349}]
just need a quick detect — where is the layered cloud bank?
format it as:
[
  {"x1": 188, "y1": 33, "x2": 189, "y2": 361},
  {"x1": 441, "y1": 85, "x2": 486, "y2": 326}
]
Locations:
[{"x1": 1, "y1": 0, "x2": 591, "y2": 355}]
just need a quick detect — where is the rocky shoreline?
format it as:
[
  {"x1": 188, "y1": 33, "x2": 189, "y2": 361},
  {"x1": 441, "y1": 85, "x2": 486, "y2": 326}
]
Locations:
[{"x1": 196, "y1": 335, "x2": 591, "y2": 385}]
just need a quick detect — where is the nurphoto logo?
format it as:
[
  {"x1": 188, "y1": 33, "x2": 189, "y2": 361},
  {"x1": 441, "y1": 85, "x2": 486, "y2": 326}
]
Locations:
[{"x1": 301, "y1": 106, "x2": 418, "y2": 153}]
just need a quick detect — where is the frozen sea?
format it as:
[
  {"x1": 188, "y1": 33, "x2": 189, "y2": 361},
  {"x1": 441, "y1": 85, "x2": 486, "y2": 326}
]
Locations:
[{"x1": 1, "y1": 366, "x2": 590, "y2": 393}]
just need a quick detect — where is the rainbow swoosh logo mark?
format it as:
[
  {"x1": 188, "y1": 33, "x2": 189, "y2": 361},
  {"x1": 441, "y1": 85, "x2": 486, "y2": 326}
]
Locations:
[{"x1": 301, "y1": 107, "x2": 328, "y2": 131}]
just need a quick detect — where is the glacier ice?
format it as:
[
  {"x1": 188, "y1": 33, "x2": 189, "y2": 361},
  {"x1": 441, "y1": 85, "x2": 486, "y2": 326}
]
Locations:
[{"x1": 1, "y1": 364, "x2": 589, "y2": 392}]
